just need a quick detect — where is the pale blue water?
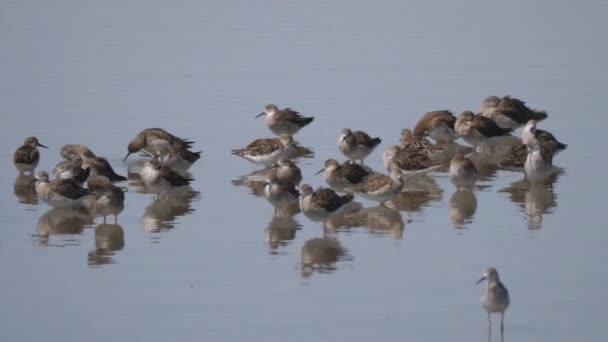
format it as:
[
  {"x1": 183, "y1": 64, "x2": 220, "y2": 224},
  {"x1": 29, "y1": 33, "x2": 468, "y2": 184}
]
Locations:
[{"x1": 1, "y1": 1, "x2": 607, "y2": 341}]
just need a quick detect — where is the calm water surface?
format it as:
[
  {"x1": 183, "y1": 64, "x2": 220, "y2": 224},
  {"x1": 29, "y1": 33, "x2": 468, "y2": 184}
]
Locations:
[{"x1": 1, "y1": 1, "x2": 607, "y2": 341}]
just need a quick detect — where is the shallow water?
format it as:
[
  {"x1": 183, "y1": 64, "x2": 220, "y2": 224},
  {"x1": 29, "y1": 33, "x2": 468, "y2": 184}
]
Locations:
[{"x1": 1, "y1": 1, "x2": 607, "y2": 341}]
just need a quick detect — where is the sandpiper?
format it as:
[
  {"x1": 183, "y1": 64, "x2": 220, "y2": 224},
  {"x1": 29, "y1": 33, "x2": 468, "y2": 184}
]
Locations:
[
  {"x1": 413, "y1": 110, "x2": 458, "y2": 143},
  {"x1": 498, "y1": 143, "x2": 527, "y2": 169},
  {"x1": 163, "y1": 141, "x2": 202, "y2": 173},
  {"x1": 455, "y1": 111, "x2": 512, "y2": 148},
  {"x1": 338, "y1": 128, "x2": 382, "y2": 164},
  {"x1": 61, "y1": 144, "x2": 127, "y2": 182},
  {"x1": 521, "y1": 120, "x2": 567, "y2": 154},
  {"x1": 476, "y1": 267, "x2": 510, "y2": 335},
  {"x1": 263, "y1": 175, "x2": 300, "y2": 214},
  {"x1": 231, "y1": 134, "x2": 301, "y2": 167},
  {"x1": 317, "y1": 159, "x2": 370, "y2": 192},
  {"x1": 140, "y1": 159, "x2": 193, "y2": 190},
  {"x1": 255, "y1": 104, "x2": 314, "y2": 136},
  {"x1": 231, "y1": 159, "x2": 302, "y2": 196},
  {"x1": 53, "y1": 156, "x2": 90, "y2": 184},
  {"x1": 124, "y1": 128, "x2": 194, "y2": 161},
  {"x1": 400, "y1": 128, "x2": 440, "y2": 152},
  {"x1": 299, "y1": 184, "x2": 354, "y2": 221},
  {"x1": 275, "y1": 159, "x2": 302, "y2": 186},
  {"x1": 13, "y1": 136, "x2": 47, "y2": 175},
  {"x1": 33, "y1": 171, "x2": 93, "y2": 209},
  {"x1": 525, "y1": 138, "x2": 558, "y2": 183},
  {"x1": 399, "y1": 128, "x2": 446, "y2": 163},
  {"x1": 480, "y1": 95, "x2": 548, "y2": 130},
  {"x1": 449, "y1": 153, "x2": 477, "y2": 190},
  {"x1": 383, "y1": 145, "x2": 442, "y2": 177},
  {"x1": 345, "y1": 164, "x2": 404, "y2": 205},
  {"x1": 87, "y1": 175, "x2": 126, "y2": 223}
]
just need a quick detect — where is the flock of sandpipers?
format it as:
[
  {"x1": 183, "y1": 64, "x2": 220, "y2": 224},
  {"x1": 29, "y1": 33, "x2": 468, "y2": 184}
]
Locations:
[{"x1": 13, "y1": 95, "x2": 567, "y2": 338}]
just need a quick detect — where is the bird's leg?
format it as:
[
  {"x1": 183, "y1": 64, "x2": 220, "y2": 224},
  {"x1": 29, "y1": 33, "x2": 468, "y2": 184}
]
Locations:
[
  {"x1": 487, "y1": 312, "x2": 492, "y2": 342},
  {"x1": 501, "y1": 312, "x2": 505, "y2": 336}
]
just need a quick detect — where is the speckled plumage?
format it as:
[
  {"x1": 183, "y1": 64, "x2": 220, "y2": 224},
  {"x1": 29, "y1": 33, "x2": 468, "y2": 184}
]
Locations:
[{"x1": 256, "y1": 104, "x2": 314, "y2": 136}]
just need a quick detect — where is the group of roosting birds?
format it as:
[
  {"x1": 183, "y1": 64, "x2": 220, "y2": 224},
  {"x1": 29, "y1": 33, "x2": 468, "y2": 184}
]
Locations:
[
  {"x1": 228, "y1": 97, "x2": 566, "y2": 335},
  {"x1": 230, "y1": 97, "x2": 565, "y2": 223},
  {"x1": 13, "y1": 95, "x2": 566, "y2": 335},
  {"x1": 13, "y1": 129, "x2": 202, "y2": 223}
]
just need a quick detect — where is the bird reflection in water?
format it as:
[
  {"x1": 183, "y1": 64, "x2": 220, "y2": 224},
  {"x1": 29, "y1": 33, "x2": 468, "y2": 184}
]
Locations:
[
  {"x1": 88, "y1": 223, "x2": 125, "y2": 266},
  {"x1": 14, "y1": 174, "x2": 38, "y2": 205},
  {"x1": 265, "y1": 215, "x2": 301, "y2": 254},
  {"x1": 300, "y1": 237, "x2": 350, "y2": 278},
  {"x1": 325, "y1": 205, "x2": 405, "y2": 239},
  {"x1": 126, "y1": 168, "x2": 200, "y2": 233},
  {"x1": 36, "y1": 207, "x2": 94, "y2": 246},
  {"x1": 387, "y1": 175, "x2": 443, "y2": 218},
  {"x1": 140, "y1": 187, "x2": 200, "y2": 233},
  {"x1": 500, "y1": 174, "x2": 559, "y2": 230},
  {"x1": 449, "y1": 190, "x2": 478, "y2": 228},
  {"x1": 468, "y1": 152, "x2": 501, "y2": 187}
]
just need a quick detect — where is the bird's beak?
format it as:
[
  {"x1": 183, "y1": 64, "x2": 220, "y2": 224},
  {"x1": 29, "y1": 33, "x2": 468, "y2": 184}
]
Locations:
[
  {"x1": 315, "y1": 168, "x2": 325, "y2": 175},
  {"x1": 37, "y1": 143, "x2": 48, "y2": 149},
  {"x1": 255, "y1": 112, "x2": 265, "y2": 119},
  {"x1": 475, "y1": 276, "x2": 486, "y2": 285},
  {"x1": 123, "y1": 152, "x2": 132, "y2": 162},
  {"x1": 29, "y1": 178, "x2": 37, "y2": 184}
]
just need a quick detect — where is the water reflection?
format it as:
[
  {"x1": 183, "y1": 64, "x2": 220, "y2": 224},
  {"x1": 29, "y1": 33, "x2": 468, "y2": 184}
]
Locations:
[
  {"x1": 141, "y1": 187, "x2": 200, "y2": 233},
  {"x1": 300, "y1": 237, "x2": 349, "y2": 278},
  {"x1": 88, "y1": 223, "x2": 125, "y2": 266},
  {"x1": 449, "y1": 190, "x2": 478, "y2": 228},
  {"x1": 500, "y1": 175, "x2": 559, "y2": 230},
  {"x1": 13, "y1": 175, "x2": 38, "y2": 205},
  {"x1": 36, "y1": 208, "x2": 94, "y2": 246},
  {"x1": 264, "y1": 215, "x2": 301, "y2": 254},
  {"x1": 433, "y1": 141, "x2": 474, "y2": 164},
  {"x1": 388, "y1": 175, "x2": 442, "y2": 215},
  {"x1": 232, "y1": 170, "x2": 301, "y2": 217},
  {"x1": 325, "y1": 205, "x2": 404, "y2": 239}
]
